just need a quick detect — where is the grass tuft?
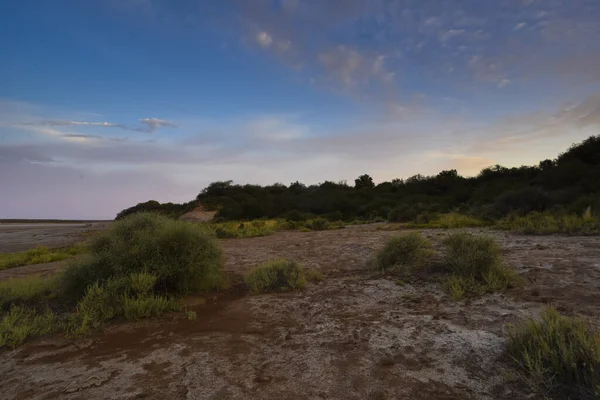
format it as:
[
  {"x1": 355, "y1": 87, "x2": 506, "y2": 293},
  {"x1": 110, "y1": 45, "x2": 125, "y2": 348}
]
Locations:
[
  {"x1": 245, "y1": 259, "x2": 307, "y2": 294},
  {"x1": 305, "y1": 268, "x2": 324, "y2": 283},
  {"x1": 508, "y1": 307, "x2": 600, "y2": 399},
  {"x1": 375, "y1": 233, "x2": 432, "y2": 275}
]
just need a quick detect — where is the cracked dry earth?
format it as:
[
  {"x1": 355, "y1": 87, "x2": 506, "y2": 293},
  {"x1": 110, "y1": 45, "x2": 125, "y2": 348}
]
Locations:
[{"x1": 2, "y1": 225, "x2": 600, "y2": 400}]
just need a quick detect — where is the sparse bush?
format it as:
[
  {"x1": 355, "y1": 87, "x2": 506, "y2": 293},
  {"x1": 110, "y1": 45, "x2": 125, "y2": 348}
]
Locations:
[
  {"x1": 245, "y1": 259, "x2": 307, "y2": 294},
  {"x1": 375, "y1": 233, "x2": 432, "y2": 275},
  {"x1": 508, "y1": 307, "x2": 600, "y2": 399},
  {"x1": 0, "y1": 306, "x2": 57, "y2": 348},
  {"x1": 443, "y1": 233, "x2": 521, "y2": 299}
]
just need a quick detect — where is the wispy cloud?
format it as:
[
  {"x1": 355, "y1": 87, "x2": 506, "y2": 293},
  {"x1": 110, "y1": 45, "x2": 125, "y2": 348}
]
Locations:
[{"x1": 24, "y1": 117, "x2": 177, "y2": 135}]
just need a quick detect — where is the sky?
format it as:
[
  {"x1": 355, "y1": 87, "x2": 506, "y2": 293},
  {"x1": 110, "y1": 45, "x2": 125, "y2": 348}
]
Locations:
[{"x1": 1, "y1": 0, "x2": 600, "y2": 219}]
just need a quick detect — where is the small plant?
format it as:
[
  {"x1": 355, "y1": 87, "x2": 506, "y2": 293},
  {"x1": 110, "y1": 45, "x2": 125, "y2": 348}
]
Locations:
[
  {"x1": 245, "y1": 259, "x2": 307, "y2": 294},
  {"x1": 442, "y1": 232, "x2": 521, "y2": 299},
  {"x1": 185, "y1": 310, "x2": 197, "y2": 320},
  {"x1": 305, "y1": 268, "x2": 324, "y2": 283},
  {"x1": 508, "y1": 307, "x2": 600, "y2": 399},
  {"x1": 375, "y1": 233, "x2": 432, "y2": 274}
]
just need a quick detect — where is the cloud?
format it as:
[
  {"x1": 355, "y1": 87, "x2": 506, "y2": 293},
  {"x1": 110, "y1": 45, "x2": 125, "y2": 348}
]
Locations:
[
  {"x1": 62, "y1": 134, "x2": 102, "y2": 140},
  {"x1": 20, "y1": 117, "x2": 177, "y2": 136},
  {"x1": 39, "y1": 120, "x2": 121, "y2": 127},
  {"x1": 256, "y1": 31, "x2": 273, "y2": 48},
  {"x1": 137, "y1": 118, "x2": 178, "y2": 133}
]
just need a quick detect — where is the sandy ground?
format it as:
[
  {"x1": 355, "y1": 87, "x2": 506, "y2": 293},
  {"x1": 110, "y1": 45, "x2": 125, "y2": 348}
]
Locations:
[
  {"x1": 1, "y1": 224, "x2": 600, "y2": 400},
  {"x1": 0, "y1": 223, "x2": 111, "y2": 253}
]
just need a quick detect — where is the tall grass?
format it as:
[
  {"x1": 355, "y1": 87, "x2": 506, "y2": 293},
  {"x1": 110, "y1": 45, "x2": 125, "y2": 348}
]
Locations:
[
  {"x1": 443, "y1": 233, "x2": 522, "y2": 299},
  {"x1": 508, "y1": 307, "x2": 600, "y2": 399},
  {"x1": 498, "y1": 212, "x2": 600, "y2": 235},
  {"x1": 0, "y1": 242, "x2": 88, "y2": 270}
]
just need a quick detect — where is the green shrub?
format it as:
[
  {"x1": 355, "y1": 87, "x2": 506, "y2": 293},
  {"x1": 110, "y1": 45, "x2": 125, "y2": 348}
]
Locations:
[
  {"x1": 443, "y1": 233, "x2": 521, "y2": 299},
  {"x1": 67, "y1": 279, "x2": 128, "y2": 335},
  {"x1": 129, "y1": 272, "x2": 157, "y2": 296},
  {"x1": 375, "y1": 233, "x2": 432, "y2": 274},
  {"x1": 0, "y1": 242, "x2": 88, "y2": 270},
  {"x1": 61, "y1": 213, "x2": 224, "y2": 299},
  {"x1": 245, "y1": 260, "x2": 307, "y2": 294},
  {"x1": 0, "y1": 306, "x2": 57, "y2": 348},
  {"x1": 508, "y1": 308, "x2": 600, "y2": 399}
]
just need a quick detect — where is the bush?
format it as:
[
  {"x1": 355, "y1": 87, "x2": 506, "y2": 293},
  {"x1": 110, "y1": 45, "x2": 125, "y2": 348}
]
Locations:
[
  {"x1": 443, "y1": 233, "x2": 521, "y2": 299},
  {"x1": 245, "y1": 260, "x2": 307, "y2": 294},
  {"x1": 0, "y1": 306, "x2": 57, "y2": 348},
  {"x1": 508, "y1": 308, "x2": 600, "y2": 399},
  {"x1": 61, "y1": 213, "x2": 224, "y2": 299},
  {"x1": 375, "y1": 233, "x2": 432, "y2": 274}
]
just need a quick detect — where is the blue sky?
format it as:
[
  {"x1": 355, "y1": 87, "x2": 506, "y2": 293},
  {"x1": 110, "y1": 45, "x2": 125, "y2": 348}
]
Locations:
[{"x1": 1, "y1": 0, "x2": 599, "y2": 219}]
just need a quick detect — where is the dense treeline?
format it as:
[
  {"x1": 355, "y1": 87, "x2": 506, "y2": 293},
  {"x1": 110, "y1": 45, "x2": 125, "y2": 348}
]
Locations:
[{"x1": 116, "y1": 135, "x2": 600, "y2": 222}]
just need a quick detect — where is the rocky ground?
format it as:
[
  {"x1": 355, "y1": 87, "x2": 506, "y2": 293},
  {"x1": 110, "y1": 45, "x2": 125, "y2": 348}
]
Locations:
[{"x1": 1, "y1": 224, "x2": 599, "y2": 400}]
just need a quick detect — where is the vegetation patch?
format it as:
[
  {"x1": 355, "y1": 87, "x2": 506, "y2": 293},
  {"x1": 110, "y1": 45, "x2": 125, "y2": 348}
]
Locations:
[
  {"x1": 0, "y1": 213, "x2": 226, "y2": 347},
  {"x1": 0, "y1": 275, "x2": 58, "y2": 310},
  {"x1": 498, "y1": 211, "x2": 600, "y2": 235},
  {"x1": 375, "y1": 233, "x2": 433, "y2": 276},
  {"x1": 0, "y1": 243, "x2": 88, "y2": 270},
  {"x1": 442, "y1": 232, "x2": 522, "y2": 300},
  {"x1": 508, "y1": 307, "x2": 600, "y2": 399},
  {"x1": 406, "y1": 213, "x2": 489, "y2": 229},
  {"x1": 245, "y1": 259, "x2": 307, "y2": 294},
  {"x1": 0, "y1": 306, "x2": 58, "y2": 348}
]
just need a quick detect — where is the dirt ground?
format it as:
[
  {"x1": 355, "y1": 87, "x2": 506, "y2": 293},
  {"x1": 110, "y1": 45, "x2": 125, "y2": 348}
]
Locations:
[
  {"x1": 1, "y1": 224, "x2": 600, "y2": 400},
  {"x1": 0, "y1": 223, "x2": 111, "y2": 253}
]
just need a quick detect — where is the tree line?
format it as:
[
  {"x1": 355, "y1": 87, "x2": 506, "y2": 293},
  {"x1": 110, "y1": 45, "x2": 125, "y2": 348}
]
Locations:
[{"x1": 116, "y1": 135, "x2": 600, "y2": 222}]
